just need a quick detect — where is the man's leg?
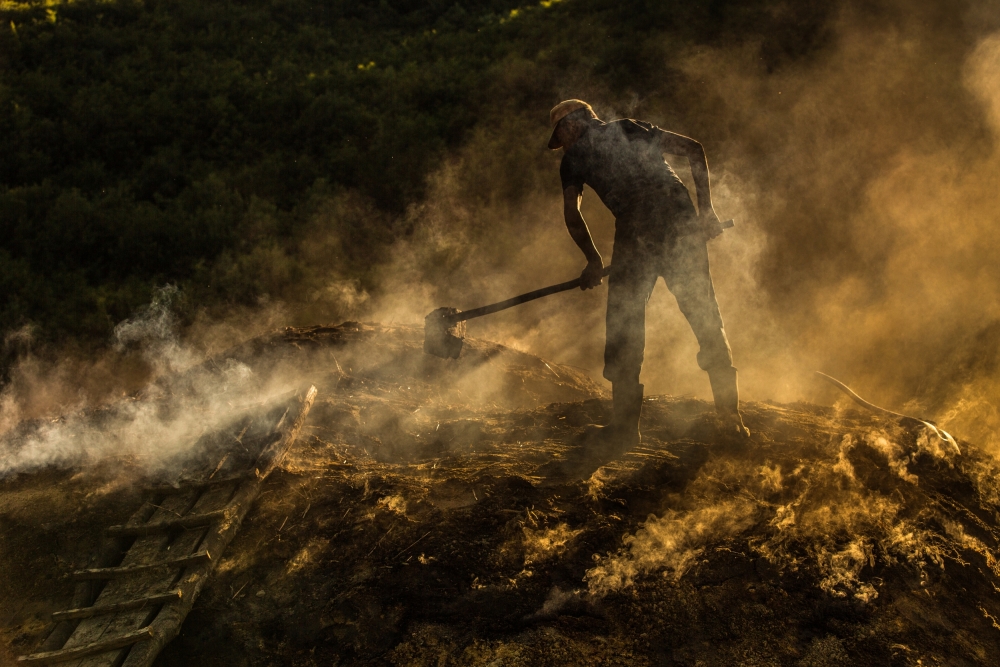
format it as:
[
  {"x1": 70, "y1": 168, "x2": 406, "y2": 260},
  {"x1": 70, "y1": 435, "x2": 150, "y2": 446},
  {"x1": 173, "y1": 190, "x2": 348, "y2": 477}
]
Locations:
[
  {"x1": 662, "y1": 235, "x2": 749, "y2": 439},
  {"x1": 603, "y1": 252, "x2": 658, "y2": 447}
]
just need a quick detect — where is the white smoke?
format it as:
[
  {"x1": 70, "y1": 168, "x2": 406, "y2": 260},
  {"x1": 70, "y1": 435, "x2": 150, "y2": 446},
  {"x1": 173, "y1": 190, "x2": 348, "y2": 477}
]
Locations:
[{"x1": 0, "y1": 287, "x2": 291, "y2": 480}]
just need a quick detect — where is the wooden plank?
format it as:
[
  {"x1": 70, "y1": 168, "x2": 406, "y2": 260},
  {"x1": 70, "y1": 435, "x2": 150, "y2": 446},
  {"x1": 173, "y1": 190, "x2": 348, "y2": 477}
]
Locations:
[
  {"x1": 106, "y1": 510, "x2": 229, "y2": 536},
  {"x1": 18, "y1": 627, "x2": 153, "y2": 664},
  {"x1": 121, "y1": 385, "x2": 318, "y2": 667},
  {"x1": 60, "y1": 489, "x2": 200, "y2": 667},
  {"x1": 72, "y1": 553, "x2": 210, "y2": 580},
  {"x1": 39, "y1": 501, "x2": 160, "y2": 652},
  {"x1": 71, "y1": 482, "x2": 238, "y2": 667},
  {"x1": 255, "y1": 390, "x2": 315, "y2": 478},
  {"x1": 52, "y1": 591, "x2": 182, "y2": 621}
]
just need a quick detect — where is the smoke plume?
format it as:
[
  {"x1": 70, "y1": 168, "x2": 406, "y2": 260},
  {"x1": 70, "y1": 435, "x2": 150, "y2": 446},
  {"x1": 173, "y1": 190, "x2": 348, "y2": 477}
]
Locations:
[
  {"x1": 0, "y1": 287, "x2": 296, "y2": 479},
  {"x1": 352, "y1": 1, "x2": 1000, "y2": 451}
]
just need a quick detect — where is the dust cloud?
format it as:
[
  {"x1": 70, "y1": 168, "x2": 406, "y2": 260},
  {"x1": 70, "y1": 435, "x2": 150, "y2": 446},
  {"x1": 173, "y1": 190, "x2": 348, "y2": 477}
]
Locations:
[
  {"x1": 583, "y1": 423, "x2": 989, "y2": 598},
  {"x1": 352, "y1": 1, "x2": 1000, "y2": 451},
  {"x1": 4, "y1": 0, "x2": 1000, "y2": 472},
  {"x1": 698, "y1": 6, "x2": 1000, "y2": 450}
]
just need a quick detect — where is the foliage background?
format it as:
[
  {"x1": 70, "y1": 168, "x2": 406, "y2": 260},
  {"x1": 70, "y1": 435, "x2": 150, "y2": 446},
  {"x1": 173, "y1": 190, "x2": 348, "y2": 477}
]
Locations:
[{"x1": 0, "y1": 0, "x2": 834, "y2": 342}]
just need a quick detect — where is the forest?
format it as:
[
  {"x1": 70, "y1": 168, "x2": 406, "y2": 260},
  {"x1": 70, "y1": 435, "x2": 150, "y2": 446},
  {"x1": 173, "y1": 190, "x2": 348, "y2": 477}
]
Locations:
[{"x1": 1, "y1": 0, "x2": 833, "y2": 351}]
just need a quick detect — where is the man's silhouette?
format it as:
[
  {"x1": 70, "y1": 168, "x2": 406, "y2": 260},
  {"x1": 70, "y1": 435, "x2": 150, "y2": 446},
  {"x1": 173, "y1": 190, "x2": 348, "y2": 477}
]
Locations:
[{"x1": 549, "y1": 99, "x2": 749, "y2": 456}]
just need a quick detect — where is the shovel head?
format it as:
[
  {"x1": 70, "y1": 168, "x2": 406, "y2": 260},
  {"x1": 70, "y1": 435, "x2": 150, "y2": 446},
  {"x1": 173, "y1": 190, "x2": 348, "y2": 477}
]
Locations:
[{"x1": 424, "y1": 307, "x2": 466, "y2": 359}]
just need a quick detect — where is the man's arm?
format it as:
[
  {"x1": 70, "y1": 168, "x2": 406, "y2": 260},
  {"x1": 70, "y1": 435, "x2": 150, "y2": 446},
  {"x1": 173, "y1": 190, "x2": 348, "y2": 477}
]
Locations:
[
  {"x1": 653, "y1": 130, "x2": 721, "y2": 230},
  {"x1": 563, "y1": 185, "x2": 605, "y2": 289}
]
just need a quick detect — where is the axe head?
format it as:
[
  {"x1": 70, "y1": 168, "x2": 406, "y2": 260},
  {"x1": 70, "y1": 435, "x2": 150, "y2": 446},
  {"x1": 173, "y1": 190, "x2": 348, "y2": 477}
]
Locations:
[{"x1": 424, "y1": 307, "x2": 466, "y2": 359}]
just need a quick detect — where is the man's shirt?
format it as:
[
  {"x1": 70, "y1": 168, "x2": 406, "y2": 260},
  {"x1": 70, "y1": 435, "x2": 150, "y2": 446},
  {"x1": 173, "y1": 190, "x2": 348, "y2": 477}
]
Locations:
[{"x1": 560, "y1": 118, "x2": 699, "y2": 242}]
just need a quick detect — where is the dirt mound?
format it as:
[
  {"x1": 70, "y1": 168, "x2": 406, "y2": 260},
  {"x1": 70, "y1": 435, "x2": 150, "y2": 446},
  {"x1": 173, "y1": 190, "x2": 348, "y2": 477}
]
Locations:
[
  {"x1": 4, "y1": 323, "x2": 1000, "y2": 665},
  {"x1": 212, "y1": 322, "x2": 607, "y2": 411}
]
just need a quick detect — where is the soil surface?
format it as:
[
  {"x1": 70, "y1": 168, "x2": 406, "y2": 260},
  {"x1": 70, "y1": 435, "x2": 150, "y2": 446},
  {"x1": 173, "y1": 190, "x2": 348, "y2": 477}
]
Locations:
[{"x1": 3, "y1": 322, "x2": 1000, "y2": 665}]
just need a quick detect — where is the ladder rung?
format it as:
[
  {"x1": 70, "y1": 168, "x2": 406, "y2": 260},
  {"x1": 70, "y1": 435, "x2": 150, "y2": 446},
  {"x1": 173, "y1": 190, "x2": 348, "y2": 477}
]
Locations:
[
  {"x1": 107, "y1": 509, "x2": 230, "y2": 536},
  {"x1": 51, "y1": 590, "x2": 182, "y2": 621},
  {"x1": 18, "y1": 626, "x2": 154, "y2": 664},
  {"x1": 72, "y1": 551, "x2": 211, "y2": 580}
]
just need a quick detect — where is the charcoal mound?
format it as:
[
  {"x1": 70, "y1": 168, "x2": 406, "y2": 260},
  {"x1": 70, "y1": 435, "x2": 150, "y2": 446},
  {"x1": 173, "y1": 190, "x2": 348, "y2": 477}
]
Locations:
[
  {"x1": 208, "y1": 321, "x2": 608, "y2": 411},
  {"x1": 3, "y1": 324, "x2": 1000, "y2": 665}
]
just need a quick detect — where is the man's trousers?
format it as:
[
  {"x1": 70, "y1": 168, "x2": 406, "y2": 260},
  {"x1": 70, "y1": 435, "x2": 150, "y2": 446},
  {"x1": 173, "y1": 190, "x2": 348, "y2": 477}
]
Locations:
[{"x1": 603, "y1": 232, "x2": 734, "y2": 385}]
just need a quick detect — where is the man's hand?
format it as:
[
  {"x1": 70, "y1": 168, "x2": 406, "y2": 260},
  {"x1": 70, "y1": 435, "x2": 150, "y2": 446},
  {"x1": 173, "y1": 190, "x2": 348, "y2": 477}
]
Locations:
[
  {"x1": 700, "y1": 207, "x2": 724, "y2": 240},
  {"x1": 580, "y1": 259, "x2": 605, "y2": 290}
]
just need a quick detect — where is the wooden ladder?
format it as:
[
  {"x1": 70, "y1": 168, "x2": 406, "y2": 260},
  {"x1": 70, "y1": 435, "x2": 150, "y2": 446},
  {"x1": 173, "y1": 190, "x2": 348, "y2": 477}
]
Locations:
[{"x1": 18, "y1": 386, "x2": 317, "y2": 666}]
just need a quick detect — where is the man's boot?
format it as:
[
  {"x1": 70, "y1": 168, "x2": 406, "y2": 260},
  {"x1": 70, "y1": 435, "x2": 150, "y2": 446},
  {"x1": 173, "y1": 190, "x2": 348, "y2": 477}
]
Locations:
[
  {"x1": 608, "y1": 381, "x2": 643, "y2": 451},
  {"x1": 707, "y1": 367, "x2": 750, "y2": 440},
  {"x1": 573, "y1": 382, "x2": 643, "y2": 470}
]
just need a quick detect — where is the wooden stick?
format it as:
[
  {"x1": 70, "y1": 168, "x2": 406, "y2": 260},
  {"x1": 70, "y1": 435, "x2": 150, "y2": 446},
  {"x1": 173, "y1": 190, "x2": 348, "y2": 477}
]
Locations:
[
  {"x1": 254, "y1": 392, "x2": 315, "y2": 478},
  {"x1": 72, "y1": 552, "x2": 210, "y2": 580},
  {"x1": 18, "y1": 626, "x2": 153, "y2": 664},
  {"x1": 148, "y1": 474, "x2": 251, "y2": 494},
  {"x1": 442, "y1": 266, "x2": 613, "y2": 324},
  {"x1": 106, "y1": 510, "x2": 230, "y2": 536},
  {"x1": 815, "y1": 371, "x2": 961, "y2": 455},
  {"x1": 441, "y1": 225, "x2": 734, "y2": 325},
  {"x1": 51, "y1": 590, "x2": 182, "y2": 621}
]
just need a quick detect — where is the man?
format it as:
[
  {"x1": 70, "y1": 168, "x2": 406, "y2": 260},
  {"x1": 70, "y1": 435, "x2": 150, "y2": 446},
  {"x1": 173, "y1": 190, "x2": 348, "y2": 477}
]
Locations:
[{"x1": 548, "y1": 99, "x2": 749, "y2": 453}]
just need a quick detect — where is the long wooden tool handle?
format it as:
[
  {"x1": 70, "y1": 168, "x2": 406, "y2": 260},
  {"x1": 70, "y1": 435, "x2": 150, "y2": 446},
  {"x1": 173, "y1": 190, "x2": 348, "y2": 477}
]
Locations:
[
  {"x1": 445, "y1": 266, "x2": 613, "y2": 323},
  {"x1": 444, "y1": 218, "x2": 736, "y2": 324}
]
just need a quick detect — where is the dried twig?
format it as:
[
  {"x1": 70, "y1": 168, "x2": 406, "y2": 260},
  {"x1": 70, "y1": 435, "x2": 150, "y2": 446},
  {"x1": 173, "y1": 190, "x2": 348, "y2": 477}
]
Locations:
[
  {"x1": 366, "y1": 525, "x2": 394, "y2": 558},
  {"x1": 232, "y1": 581, "x2": 249, "y2": 600},
  {"x1": 394, "y1": 531, "x2": 432, "y2": 559}
]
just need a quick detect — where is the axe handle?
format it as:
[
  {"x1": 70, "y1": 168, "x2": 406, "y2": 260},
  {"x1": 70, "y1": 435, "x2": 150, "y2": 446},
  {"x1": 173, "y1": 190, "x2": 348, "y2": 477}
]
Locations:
[
  {"x1": 444, "y1": 219, "x2": 734, "y2": 325},
  {"x1": 445, "y1": 266, "x2": 612, "y2": 324}
]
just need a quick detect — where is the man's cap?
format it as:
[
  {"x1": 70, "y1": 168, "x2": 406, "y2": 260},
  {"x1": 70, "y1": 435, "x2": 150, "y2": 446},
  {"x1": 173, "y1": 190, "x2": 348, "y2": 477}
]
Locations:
[{"x1": 548, "y1": 99, "x2": 594, "y2": 149}]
